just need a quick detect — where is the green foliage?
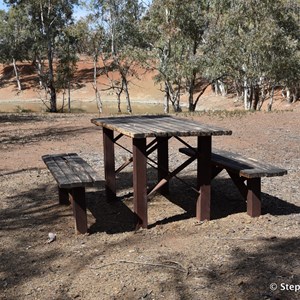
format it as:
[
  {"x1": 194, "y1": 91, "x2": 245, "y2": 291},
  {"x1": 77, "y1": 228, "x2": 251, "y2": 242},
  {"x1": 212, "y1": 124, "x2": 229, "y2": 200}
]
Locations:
[
  {"x1": 0, "y1": 7, "x2": 32, "y2": 63},
  {"x1": 3, "y1": 0, "x2": 79, "y2": 112},
  {"x1": 141, "y1": 0, "x2": 211, "y2": 112},
  {"x1": 204, "y1": 0, "x2": 300, "y2": 82},
  {"x1": 1, "y1": 0, "x2": 300, "y2": 112},
  {"x1": 56, "y1": 29, "x2": 79, "y2": 91}
]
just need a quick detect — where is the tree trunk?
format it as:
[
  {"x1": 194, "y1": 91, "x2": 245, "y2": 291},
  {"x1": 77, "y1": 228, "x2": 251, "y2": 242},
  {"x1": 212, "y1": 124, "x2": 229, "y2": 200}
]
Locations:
[
  {"x1": 218, "y1": 80, "x2": 226, "y2": 96},
  {"x1": 36, "y1": 55, "x2": 43, "y2": 88},
  {"x1": 122, "y1": 78, "x2": 132, "y2": 113},
  {"x1": 12, "y1": 58, "x2": 22, "y2": 91},
  {"x1": 47, "y1": 40, "x2": 57, "y2": 112},
  {"x1": 117, "y1": 89, "x2": 122, "y2": 113},
  {"x1": 68, "y1": 80, "x2": 71, "y2": 113},
  {"x1": 164, "y1": 81, "x2": 170, "y2": 113},
  {"x1": 243, "y1": 79, "x2": 249, "y2": 110},
  {"x1": 174, "y1": 87, "x2": 181, "y2": 112},
  {"x1": 187, "y1": 67, "x2": 197, "y2": 111},
  {"x1": 93, "y1": 56, "x2": 102, "y2": 113},
  {"x1": 252, "y1": 85, "x2": 260, "y2": 110},
  {"x1": 267, "y1": 86, "x2": 275, "y2": 111},
  {"x1": 62, "y1": 88, "x2": 65, "y2": 113},
  {"x1": 188, "y1": 78, "x2": 195, "y2": 112},
  {"x1": 248, "y1": 86, "x2": 253, "y2": 110},
  {"x1": 286, "y1": 88, "x2": 292, "y2": 103}
]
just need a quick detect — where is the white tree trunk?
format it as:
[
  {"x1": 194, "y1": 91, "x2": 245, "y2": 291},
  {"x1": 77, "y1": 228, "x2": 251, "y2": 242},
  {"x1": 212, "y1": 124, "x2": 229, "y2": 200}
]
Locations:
[
  {"x1": 286, "y1": 88, "x2": 292, "y2": 103},
  {"x1": 37, "y1": 56, "x2": 43, "y2": 88},
  {"x1": 93, "y1": 56, "x2": 102, "y2": 113},
  {"x1": 13, "y1": 58, "x2": 22, "y2": 91},
  {"x1": 218, "y1": 80, "x2": 226, "y2": 96},
  {"x1": 267, "y1": 86, "x2": 275, "y2": 111},
  {"x1": 243, "y1": 79, "x2": 250, "y2": 110}
]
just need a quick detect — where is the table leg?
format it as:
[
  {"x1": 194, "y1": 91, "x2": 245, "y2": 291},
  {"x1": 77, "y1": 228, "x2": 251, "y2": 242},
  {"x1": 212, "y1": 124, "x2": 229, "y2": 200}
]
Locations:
[
  {"x1": 157, "y1": 137, "x2": 169, "y2": 196},
  {"x1": 103, "y1": 127, "x2": 116, "y2": 201},
  {"x1": 196, "y1": 136, "x2": 212, "y2": 221},
  {"x1": 133, "y1": 138, "x2": 148, "y2": 228}
]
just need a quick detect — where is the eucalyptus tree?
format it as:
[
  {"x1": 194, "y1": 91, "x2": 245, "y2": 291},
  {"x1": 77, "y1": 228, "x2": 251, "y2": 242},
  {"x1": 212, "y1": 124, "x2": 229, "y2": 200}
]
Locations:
[
  {"x1": 141, "y1": 0, "x2": 212, "y2": 112},
  {"x1": 142, "y1": 0, "x2": 185, "y2": 112},
  {"x1": 0, "y1": 7, "x2": 32, "y2": 91},
  {"x1": 170, "y1": 0, "x2": 212, "y2": 112},
  {"x1": 89, "y1": 0, "x2": 147, "y2": 113},
  {"x1": 72, "y1": 16, "x2": 105, "y2": 112},
  {"x1": 5, "y1": 0, "x2": 79, "y2": 112},
  {"x1": 203, "y1": 0, "x2": 300, "y2": 110},
  {"x1": 56, "y1": 28, "x2": 79, "y2": 112}
]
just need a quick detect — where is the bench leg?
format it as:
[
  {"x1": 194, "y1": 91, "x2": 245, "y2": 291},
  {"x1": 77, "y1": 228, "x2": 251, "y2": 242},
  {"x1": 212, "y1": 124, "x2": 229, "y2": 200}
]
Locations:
[
  {"x1": 70, "y1": 187, "x2": 88, "y2": 234},
  {"x1": 227, "y1": 172, "x2": 248, "y2": 199},
  {"x1": 247, "y1": 178, "x2": 261, "y2": 217},
  {"x1": 58, "y1": 187, "x2": 70, "y2": 205}
]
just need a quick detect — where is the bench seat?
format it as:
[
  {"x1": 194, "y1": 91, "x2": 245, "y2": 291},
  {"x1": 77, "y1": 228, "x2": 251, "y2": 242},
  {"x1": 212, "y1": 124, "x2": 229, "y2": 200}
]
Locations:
[
  {"x1": 42, "y1": 153, "x2": 101, "y2": 234},
  {"x1": 179, "y1": 147, "x2": 287, "y2": 217}
]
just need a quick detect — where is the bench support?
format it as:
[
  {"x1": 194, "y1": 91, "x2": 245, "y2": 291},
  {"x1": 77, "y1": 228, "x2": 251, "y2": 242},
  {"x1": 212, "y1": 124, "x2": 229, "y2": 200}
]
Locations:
[
  {"x1": 69, "y1": 187, "x2": 88, "y2": 234},
  {"x1": 58, "y1": 187, "x2": 70, "y2": 205},
  {"x1": 228, "y1": 172, "x2": 262, "y2": 217},
  {"x1": 42, "y1": 153, "x2": 102, "y2": 235},
  {"x1": 247, "y1": 178, "x2": 261, "y2": 217},
  {"x1": 179, "y1": 147, "x2": 287, "y2": 218}
]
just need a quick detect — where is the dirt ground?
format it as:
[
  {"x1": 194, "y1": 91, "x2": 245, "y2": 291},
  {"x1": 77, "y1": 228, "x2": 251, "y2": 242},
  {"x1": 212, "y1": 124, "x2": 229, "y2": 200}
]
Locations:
[
  {"x1": 0, "y1": 58, "x2": 300, "y2": 300},
  {"x1": 0, "y1": 103, "x2": 300, "y2": 300}
]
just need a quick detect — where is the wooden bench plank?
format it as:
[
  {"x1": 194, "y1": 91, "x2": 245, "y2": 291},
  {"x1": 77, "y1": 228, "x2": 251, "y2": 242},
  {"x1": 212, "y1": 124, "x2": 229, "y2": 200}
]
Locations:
[
  {"x1": 53, "y1": 155, "x2": 83, "y2": 188},
  {"x1": 66, "y1": 154, "x2": 102, "y2": 185},
  {"x1": 42, "y1": 154, "x2": 75, "y2": 188},
  {"x1": 179, "y1": 148, "x2": 287, "y2": 178},
  {"x1": 212, "y1": 149, "x2": 287, "y2": 178},
  {"x1": 42, "y1": 153, "x2": 101, "y2": 188},
  {"x1": 42, "y1": 153, "x2": 102, "y2": 234}
]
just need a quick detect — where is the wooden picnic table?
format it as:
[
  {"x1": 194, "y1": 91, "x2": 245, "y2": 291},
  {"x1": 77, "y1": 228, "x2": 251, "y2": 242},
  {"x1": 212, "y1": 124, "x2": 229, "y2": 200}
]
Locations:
[{"x1": 91, "y1": 115, "x2": 232, "y2": 228}]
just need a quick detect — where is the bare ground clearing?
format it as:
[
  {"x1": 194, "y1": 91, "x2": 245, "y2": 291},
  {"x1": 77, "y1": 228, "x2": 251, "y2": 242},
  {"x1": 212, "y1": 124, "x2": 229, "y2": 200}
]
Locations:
[{"x1": 0, "y1": 108, "x2": 299, "y2": 300}]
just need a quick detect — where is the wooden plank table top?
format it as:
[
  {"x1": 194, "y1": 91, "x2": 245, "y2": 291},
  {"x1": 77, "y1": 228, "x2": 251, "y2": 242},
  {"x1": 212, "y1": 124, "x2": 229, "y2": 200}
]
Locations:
[{"x1": 91, "y1": 115, "x2": 232, "y2": 138}]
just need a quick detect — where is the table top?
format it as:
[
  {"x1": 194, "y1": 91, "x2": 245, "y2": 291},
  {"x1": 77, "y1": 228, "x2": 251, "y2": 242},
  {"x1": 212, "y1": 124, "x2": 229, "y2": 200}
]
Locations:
[{"x1": 91, "y1": 115, "x2": 232, "y2": 138}]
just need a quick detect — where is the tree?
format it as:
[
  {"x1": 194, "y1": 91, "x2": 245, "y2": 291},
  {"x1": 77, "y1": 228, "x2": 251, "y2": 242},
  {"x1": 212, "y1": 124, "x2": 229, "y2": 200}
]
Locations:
[
  {"x1": 5, "y1": 0, "x2": 79, "y2": 112},
  {"x1": 0, "y1": 7, "x2": 32, "y2": 91},
  {"x1": 142, "y1": 0, "x2": 186, "y2": 112},
  {"x1": 141, "y1": 0, "x2": 213, "y2": 112},
  {"x1": 90, "y1": 0, "x2": 147, "y2": 113},
  {"x1": 56, "y1": 28, "x2": 79, "y2": 112},
  {"x1": 72, "y1": 15, "x2": 105, "y2": 112},
  {"x1": 203, "y1": 0, "x2": 300, "y2": 110}
]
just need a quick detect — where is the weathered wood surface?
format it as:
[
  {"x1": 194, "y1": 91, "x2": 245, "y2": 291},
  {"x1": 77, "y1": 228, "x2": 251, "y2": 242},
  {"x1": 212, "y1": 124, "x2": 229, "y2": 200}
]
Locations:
[
  {"x1": 42, "y1": 153, "x2": 102, "y2": 188},
  {"x1": 179, "y1": 147, "x2": 288, "y2": 179},
  {"x1": 91, "y1": 115, "x2": 232, "y2": 138}
]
